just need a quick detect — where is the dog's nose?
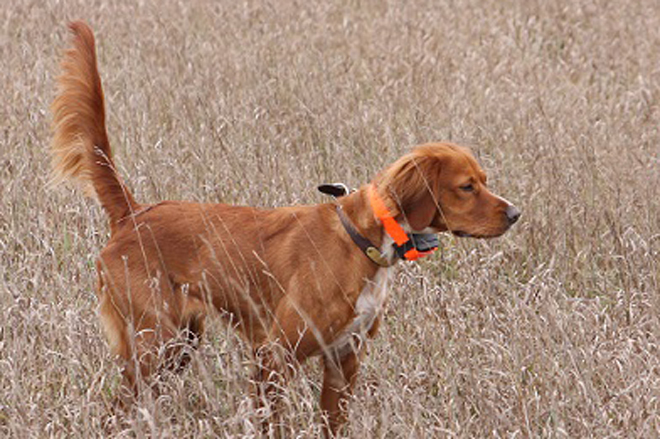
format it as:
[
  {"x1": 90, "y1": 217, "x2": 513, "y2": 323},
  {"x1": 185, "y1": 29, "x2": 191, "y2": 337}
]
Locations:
[{"x1": 506, "y1": 205, "x2": 521, "y2": 225}]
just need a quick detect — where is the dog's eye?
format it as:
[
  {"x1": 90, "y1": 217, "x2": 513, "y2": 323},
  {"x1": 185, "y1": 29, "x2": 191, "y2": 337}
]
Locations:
[{"x1": 460, "y1": 184, "x2": 474, "y2": 192}]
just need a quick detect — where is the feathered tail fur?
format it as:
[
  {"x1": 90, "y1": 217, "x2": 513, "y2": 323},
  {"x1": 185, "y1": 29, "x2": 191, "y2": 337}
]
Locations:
[{"x1": 50, "y1": 21, "x2": 138, "y2": 227}]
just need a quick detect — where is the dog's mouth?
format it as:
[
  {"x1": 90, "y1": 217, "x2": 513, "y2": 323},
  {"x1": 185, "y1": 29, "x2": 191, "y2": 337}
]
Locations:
[{"x1": 452, "y1": 230, "x2": 505, "y2": 239}]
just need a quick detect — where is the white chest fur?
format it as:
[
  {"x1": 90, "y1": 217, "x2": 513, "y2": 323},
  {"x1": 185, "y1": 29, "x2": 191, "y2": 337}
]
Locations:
[{"x1": 328, "y1": 267, "x2": 390, "y2": 358}]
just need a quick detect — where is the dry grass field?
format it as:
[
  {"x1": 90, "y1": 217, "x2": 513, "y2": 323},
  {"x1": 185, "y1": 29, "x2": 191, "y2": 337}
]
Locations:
[{"x1": 1, "y1": 0, "x2": 659, "y2": 437}]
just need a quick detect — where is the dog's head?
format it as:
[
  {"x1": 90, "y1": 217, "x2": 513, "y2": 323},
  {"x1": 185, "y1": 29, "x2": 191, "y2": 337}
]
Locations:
[{"x1": 376, "y1": 142, "x2": 520, "y2": 238}]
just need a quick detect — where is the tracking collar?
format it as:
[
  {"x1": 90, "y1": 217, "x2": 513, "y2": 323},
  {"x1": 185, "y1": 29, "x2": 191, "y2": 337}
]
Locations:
[
  {"x1": 319, "y1": 183, "x2": 439, "y2": 266},
  {"x1": 367, "y1": 185, "x2": 438, "y2": 262}
]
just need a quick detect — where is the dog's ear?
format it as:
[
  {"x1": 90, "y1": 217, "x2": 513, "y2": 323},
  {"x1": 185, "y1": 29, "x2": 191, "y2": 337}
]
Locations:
[
  {"x1": 378, "y1": 149, "x2": 444, "y2": 231},
  {"x1": 404, "y1": 190, "x2": 438, "y2": 231}
]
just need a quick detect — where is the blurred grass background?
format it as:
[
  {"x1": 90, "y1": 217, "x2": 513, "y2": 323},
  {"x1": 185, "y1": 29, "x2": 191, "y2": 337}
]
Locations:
[{"x1": 0, "y1": 0, "x2": 658, "y2": 436}]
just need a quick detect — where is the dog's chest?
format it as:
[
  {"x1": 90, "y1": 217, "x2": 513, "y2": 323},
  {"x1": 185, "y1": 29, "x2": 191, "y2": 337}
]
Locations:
[{"x1": 328, "y1": 268, "x2": 389, "y2": 357}]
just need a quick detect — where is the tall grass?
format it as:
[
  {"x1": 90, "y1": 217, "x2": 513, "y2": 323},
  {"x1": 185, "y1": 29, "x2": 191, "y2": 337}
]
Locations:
[{"x1": 1, "y1": 0, "x2": 658, "y2": 436}]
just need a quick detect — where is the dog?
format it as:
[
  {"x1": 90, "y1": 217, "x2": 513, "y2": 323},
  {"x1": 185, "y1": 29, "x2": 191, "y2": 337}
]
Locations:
[{"x1": 50, "y1": 21, "x2": 520, "y2": 436}]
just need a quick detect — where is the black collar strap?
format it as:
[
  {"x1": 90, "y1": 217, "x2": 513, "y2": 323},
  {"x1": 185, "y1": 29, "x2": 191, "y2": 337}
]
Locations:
[
  {"x1": 325, "y1": 184, "x2": 437, "y2": 267},
  {"x1": 336, "y1": 205, "x2": 439, "y2": 267},
  {"x1": 336, "y1": 206, "x2": 393, "y2": 267}
]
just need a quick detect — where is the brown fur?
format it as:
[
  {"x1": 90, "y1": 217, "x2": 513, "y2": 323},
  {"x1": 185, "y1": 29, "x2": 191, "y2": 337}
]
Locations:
[
  {"x1": 50, "y1": 21, "x2": 138, "y2": 229},
  {"x1": 51, "y1": 22, "x2": 519, "y2": 436}
]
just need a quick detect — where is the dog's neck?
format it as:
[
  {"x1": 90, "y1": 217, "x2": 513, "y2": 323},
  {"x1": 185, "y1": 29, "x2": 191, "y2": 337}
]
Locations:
[{"x1": 337, "y1": 186, "x2": 388, "y2": 251}]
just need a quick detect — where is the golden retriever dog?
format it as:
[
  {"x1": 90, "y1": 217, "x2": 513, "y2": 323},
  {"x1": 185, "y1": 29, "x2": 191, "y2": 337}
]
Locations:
[{"x1": 51, "y1": 22, "x2": 520, "y2": 436}]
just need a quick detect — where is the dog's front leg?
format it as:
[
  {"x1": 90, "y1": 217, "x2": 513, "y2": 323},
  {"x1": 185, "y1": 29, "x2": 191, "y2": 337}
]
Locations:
[{"x1": 320, "y1": 346, "x2": 364, "y2": 438}]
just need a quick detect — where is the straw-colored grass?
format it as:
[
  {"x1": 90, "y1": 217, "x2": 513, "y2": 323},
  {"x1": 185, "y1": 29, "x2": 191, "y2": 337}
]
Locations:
[{"x1": 1, "y1": 0, "x2": 658, "y2": 436}]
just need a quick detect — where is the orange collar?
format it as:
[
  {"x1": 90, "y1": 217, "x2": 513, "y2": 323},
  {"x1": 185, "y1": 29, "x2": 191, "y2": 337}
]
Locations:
[{"x1": 368, "y1": 185, "x2": 436, "y2": 261}]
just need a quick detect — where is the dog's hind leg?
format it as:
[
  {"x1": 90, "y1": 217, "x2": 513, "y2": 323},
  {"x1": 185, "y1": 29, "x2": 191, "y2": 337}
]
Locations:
[
  {"x1": 97, "y1": 265, "x2": 201, "y2": 401},
  {"x1": 99, "y1": 298, "x2": 178, "y2": 399},
  {"x1": 97, "y1": 287, "x2": 135, "y2": 395},
  {"x1": 166, "y1": 285, "x2": 208, "y2": 373}
]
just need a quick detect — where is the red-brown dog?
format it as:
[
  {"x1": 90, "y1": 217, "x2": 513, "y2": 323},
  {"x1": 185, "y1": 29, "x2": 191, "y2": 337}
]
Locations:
[{"x1": 51, "y1": 22, "x2": 520, "y2": 436}]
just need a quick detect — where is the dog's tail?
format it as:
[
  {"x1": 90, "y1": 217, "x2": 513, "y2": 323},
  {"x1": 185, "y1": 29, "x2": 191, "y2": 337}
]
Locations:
[{"x1": 51, "y1": 21, "x2": 139, "y2": 226}]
